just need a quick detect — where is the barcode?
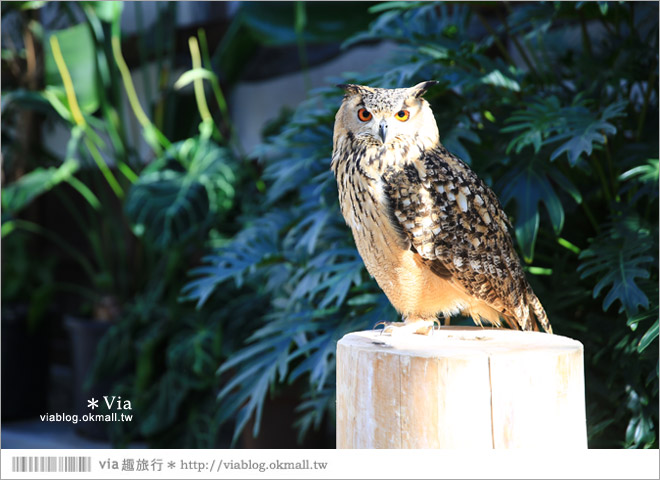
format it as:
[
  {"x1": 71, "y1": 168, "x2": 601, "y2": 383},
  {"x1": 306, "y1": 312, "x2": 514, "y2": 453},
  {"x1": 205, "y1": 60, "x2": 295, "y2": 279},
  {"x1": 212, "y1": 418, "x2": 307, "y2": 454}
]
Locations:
[{"x1": 11, "y1": 456, "x2": 92, "y2": 473}]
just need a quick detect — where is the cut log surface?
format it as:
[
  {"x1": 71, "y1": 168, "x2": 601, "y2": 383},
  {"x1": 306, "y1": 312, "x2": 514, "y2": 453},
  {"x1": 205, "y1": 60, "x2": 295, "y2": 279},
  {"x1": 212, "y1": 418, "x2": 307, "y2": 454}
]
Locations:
[{"x1": 336, "y1": 327, "x2": 587, "y2": 449}]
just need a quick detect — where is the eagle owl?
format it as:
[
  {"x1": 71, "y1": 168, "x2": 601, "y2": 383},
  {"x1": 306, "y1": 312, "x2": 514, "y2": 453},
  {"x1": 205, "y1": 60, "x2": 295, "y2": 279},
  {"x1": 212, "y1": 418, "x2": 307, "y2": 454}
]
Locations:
[{"x1": 331, "y1": 81, "x2": 552, "y2": 335}]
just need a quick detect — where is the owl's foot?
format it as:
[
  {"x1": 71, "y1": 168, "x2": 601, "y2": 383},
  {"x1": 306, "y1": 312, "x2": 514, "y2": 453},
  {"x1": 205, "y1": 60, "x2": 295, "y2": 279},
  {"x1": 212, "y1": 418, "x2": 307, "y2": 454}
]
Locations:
[{"x1": 373, "y1": 319, "x2": 436, "y2": 336}]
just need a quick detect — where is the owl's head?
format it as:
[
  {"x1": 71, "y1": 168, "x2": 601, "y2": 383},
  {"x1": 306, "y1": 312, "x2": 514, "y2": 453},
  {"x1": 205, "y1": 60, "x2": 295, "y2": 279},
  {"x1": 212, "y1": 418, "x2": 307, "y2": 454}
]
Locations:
[{"x1": 333, "y1": 81, "x2": 439, "y2": 149}]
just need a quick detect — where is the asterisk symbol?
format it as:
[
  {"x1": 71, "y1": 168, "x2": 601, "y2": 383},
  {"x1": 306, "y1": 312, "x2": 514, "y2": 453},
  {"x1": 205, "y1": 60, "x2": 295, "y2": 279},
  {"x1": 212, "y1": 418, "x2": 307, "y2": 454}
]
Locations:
[
  {"x1": 167, "y1": 462, "x2": 176, "y2": 469},
  {"x1": 87, "y1": 398, "x2": 99, "y2": 410}
]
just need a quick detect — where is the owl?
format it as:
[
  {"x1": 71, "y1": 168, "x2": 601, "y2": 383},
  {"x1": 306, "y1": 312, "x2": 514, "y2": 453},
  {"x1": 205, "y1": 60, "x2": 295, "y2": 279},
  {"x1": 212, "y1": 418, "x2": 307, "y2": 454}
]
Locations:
[{"x1": 331, "y1": 81, "x2": 552, "y2": 335}]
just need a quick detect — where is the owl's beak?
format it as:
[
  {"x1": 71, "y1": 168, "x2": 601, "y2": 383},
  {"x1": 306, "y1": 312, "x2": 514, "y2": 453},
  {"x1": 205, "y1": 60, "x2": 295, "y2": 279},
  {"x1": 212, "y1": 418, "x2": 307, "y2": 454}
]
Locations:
[{"x1": 378, "y1": 120, "x2": 388, "y2": 143}]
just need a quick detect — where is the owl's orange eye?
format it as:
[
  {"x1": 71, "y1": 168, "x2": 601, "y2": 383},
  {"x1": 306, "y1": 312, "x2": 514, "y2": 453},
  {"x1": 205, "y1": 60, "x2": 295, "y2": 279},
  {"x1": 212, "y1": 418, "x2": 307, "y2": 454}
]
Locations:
[
  {"x1": 395, "y1": 110, "x2": 410, "y2": 122},
  {"x1": 357, "y1": 108, "x2": 372, "y2": 122}
]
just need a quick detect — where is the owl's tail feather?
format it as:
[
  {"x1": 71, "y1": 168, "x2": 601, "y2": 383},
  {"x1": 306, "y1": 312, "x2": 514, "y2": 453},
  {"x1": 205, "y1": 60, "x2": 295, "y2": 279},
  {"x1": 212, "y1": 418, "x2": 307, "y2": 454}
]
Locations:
[
  {"x1": 485, "y1": 289, "x2": 552, "y2": 333},
  {"x1": 527, "y1": 288, "x2": 552, "y2": 334}
]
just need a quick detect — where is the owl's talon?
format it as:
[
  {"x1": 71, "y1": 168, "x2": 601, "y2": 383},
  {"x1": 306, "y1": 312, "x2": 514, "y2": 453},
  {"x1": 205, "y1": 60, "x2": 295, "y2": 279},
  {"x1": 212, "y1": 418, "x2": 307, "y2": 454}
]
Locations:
[
  {"x1": 373, "y1": 321, "x2": 388, "y2": 335},
  {"x1": 373, "y1": 320, "x2": 434, "y2": 336},
  {"x1": 431, "y1": 317, "x2": 442, "y2": 335},
  {"x1": 373, "y1": 321, "x2": 399, "y2": 336}
]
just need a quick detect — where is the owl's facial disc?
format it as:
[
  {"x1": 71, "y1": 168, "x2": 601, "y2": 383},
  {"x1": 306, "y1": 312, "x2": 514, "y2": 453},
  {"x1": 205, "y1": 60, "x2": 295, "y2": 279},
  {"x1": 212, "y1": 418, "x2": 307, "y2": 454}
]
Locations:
[
  {"x1": 359, "y1": 104, "x2": 417, "y2": 146},
  {"x1": 336, "y1": 81, "x2": 440, "y2": 149}
]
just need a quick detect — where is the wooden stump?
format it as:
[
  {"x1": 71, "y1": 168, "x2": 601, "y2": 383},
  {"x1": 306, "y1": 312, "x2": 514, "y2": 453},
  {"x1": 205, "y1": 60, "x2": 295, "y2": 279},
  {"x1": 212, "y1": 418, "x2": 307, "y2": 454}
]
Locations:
[{"x1": 336, "y1": 327, "x2": 587, "y2": 449}]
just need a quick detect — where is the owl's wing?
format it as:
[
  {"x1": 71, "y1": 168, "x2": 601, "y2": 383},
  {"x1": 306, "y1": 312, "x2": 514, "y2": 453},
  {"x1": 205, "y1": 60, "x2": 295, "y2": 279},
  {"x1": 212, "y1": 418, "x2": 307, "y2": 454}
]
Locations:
[{"x1": 381, "y1": 146, "x2": 549, "y2": 332}]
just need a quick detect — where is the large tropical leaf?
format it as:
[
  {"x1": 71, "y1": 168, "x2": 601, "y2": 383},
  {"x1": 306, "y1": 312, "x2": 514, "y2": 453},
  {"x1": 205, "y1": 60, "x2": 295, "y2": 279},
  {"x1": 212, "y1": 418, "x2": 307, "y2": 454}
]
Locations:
[
  {"x1": 498, "y1": 159, "x2": 577, "y2": 262},
  {"x1": 125, "y1": 138, "x2": 236, "y2": 249},
  {"x1": 1, "y1": 128, "x2": 101, "y2": 216},
  {"x1": 578, "y1": 216, "x2": 655, "y2": 317},
  {"x1": 44, "y1": 23, "x2": 99, "y2": 114},
  {"x1": 181, "y1": 210, "x2": 290, "y2": 307},
  {"x1": 1, "y1": 160, "x2": 78, "y2": 214},
  {"x1": 503, "y1": 96, "x2": 627, "y2": 166},
  {"x1": 549, "y1": 101, "x2": 627, "y2": 165}
]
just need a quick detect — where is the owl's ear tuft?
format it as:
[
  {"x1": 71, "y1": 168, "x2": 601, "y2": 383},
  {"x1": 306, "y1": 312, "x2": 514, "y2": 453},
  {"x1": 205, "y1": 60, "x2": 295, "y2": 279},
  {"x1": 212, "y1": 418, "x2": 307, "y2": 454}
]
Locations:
[
  {"x1": 408, "y1": 80, "x2": 438, "y2": 98},
  {"x1": 337, "y1": 83, "x2": 371, "y2": 96}
]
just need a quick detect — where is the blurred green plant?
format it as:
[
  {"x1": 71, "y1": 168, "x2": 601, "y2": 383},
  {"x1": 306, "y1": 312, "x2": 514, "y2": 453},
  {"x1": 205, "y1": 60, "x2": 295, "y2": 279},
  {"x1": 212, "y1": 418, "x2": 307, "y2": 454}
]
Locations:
[
  {"x1": 2, "y1": 1, "x2": 240, "y2": 447},
  {"x1": 2, "y1": 1, "x2": 140, "y2": 314},
  {"x1": 184, "y1": 1, "x2": 658, "y2": 448},
  {"x1": 1, "y1": 229, "x2": 56, "y2": 332},
  {"x1": 211, "y1": 1, "x2": 378, "y2": 85}
]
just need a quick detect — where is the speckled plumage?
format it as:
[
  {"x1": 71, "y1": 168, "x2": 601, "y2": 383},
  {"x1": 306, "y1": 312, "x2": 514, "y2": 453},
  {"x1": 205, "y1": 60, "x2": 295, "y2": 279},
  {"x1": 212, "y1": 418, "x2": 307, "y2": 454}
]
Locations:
[{"x1": 331, "y1": 81, "x2": 551, "y2": 334}]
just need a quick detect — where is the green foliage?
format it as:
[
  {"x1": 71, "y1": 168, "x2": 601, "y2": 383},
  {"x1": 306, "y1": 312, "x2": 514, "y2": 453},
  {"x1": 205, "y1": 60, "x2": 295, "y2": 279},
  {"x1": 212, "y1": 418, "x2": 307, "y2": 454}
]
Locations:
[
  {"x1": 1, "y1": 0, "x2": 148, "y2": 310},
  {"x1": 43, "y1": 23, "x2": 99, "y2": 114},
  {"x1": 90, "y1": 290, "x2": 231, "y2": 447},
  {"x1": 1, "y1": 160, "x2": 80, "y2": 214},
  {"x1": 578, "y1": 214, "x2": 655, "y2": 317},
  {"x1": 184, "y1": 1, "x2": 658, "y2": 448},
  {"x1": 498, "y1": 159, "x2": 577, "y2": 261},
  {"x1": 1, "y1": 229, "x2": 56, "y2": 332},
  {"x1": 212, "y1": 1, "x2": 377, "y2": 84},
  {"x1": 2, "y1": 1, "x2": 242, "y2": 447},
  {"x1": 502, "y1": 96, "x2": 627, "y2": 166},
  {"x1": 125, "y1": 137, "x2": 236, "y2": 249},
  {"x1": 93, "y1": 133, "x2": 240, "y2": 443}
]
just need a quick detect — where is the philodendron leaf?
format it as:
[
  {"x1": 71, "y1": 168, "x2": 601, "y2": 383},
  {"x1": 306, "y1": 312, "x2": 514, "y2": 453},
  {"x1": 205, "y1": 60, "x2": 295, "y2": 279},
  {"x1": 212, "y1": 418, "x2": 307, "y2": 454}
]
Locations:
[
  {"x1": 548, "y1": 100, "x2": 626, "y2": 166},
  {"x1": 125, "y1": 138, "x2": 236, "y2": 249},
  {"x1": 503, "y1": 97, "x2": 627, "y2": 166},
  {"x1": 549, "y1": 124, "x2": 614, "y2": 165},
  {"x1": 498, "y1": 161, "x2": 565, "y2": 262},
  {"x1": 578, "y1": 216, "x2": 655, "y2": 317},
  {"x1": 1, "y1": 159, "x2": 78, "y2": 214}
]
